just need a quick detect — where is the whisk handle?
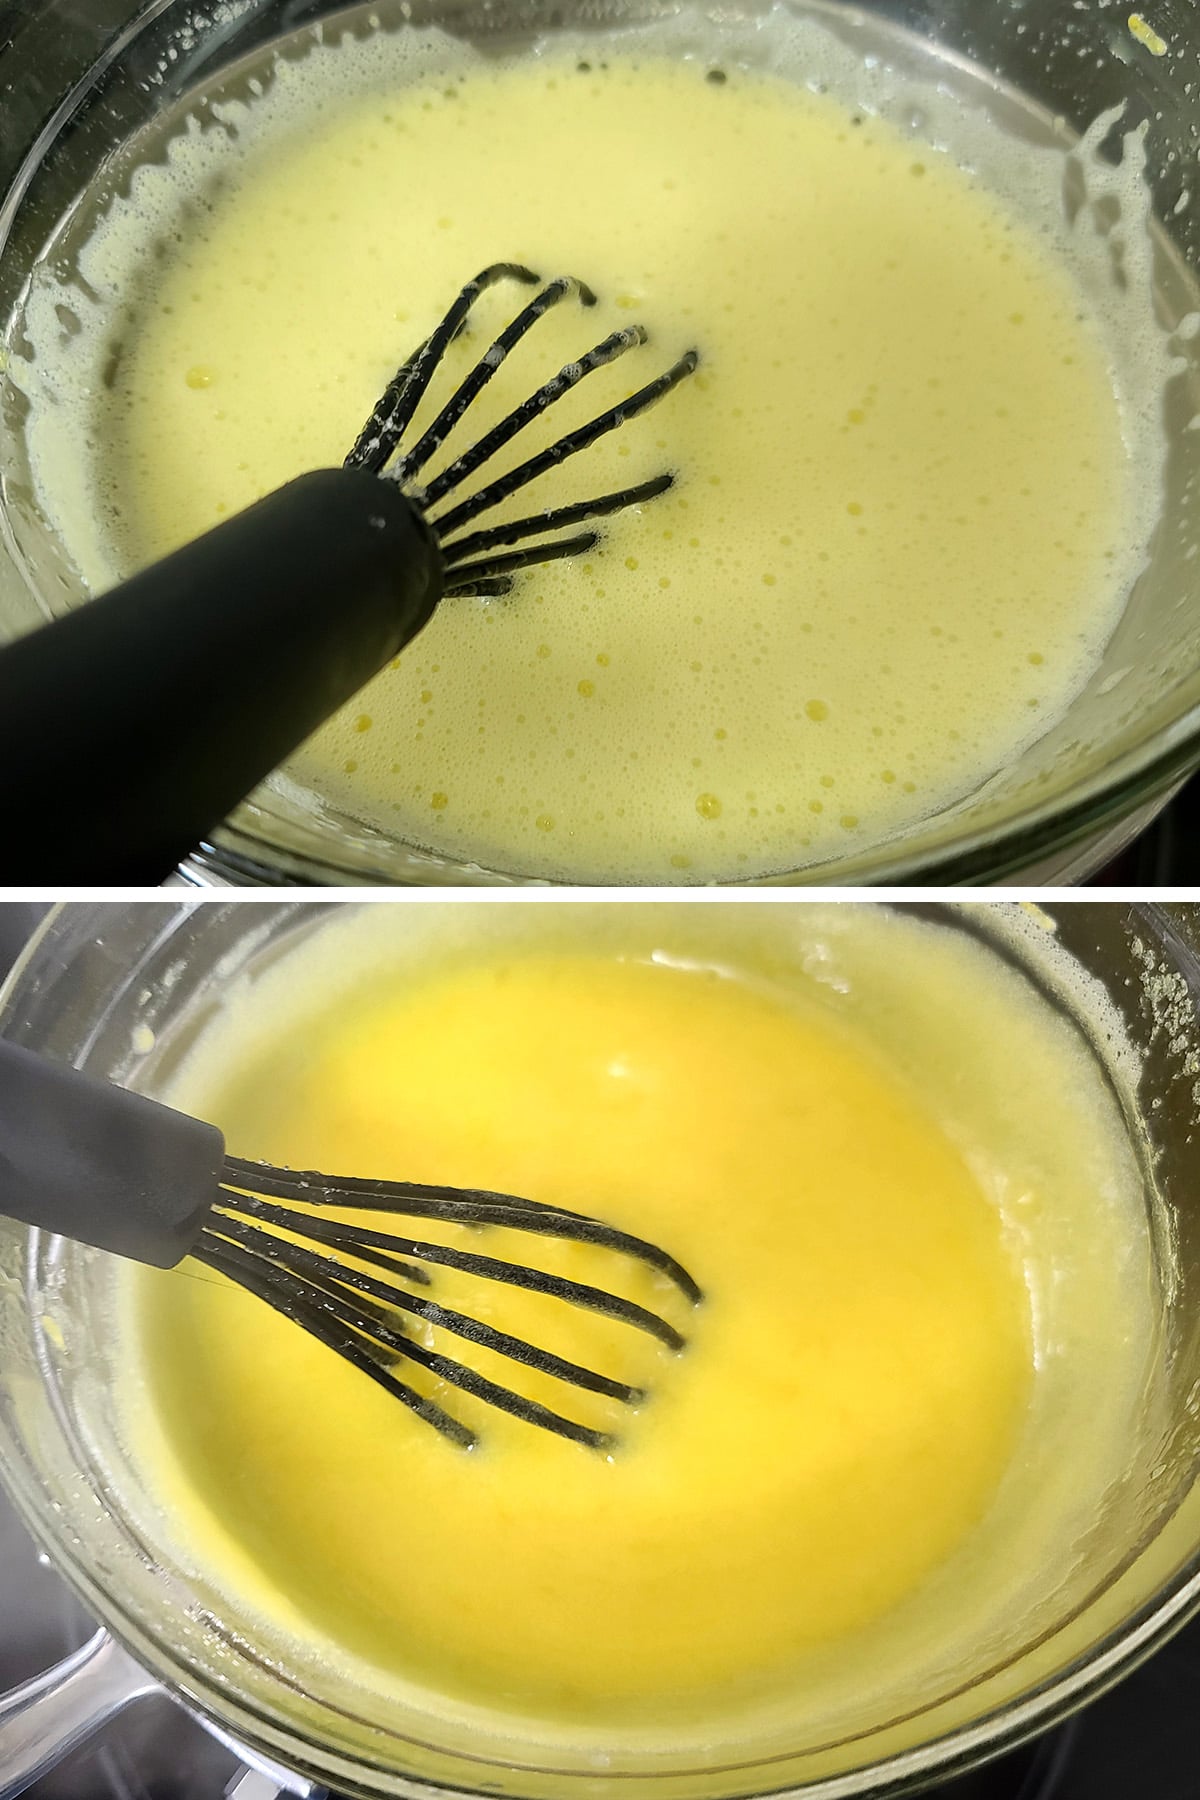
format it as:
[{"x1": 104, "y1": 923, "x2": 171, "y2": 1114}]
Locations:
[
  {"x1": 0, "y1": 1040, "x2": 223, "y2": 1267},
  {"x1": 0, "y1": 467, "x2": 442, "y2": 883}
]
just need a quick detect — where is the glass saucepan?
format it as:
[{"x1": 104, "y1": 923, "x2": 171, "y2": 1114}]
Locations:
[
  {"x1": 2, "y1": 898, "x2": 1200, "y2": 1798},
  {"x1": 2, "y1": 0, "x2": 1200, "y2": 886}
]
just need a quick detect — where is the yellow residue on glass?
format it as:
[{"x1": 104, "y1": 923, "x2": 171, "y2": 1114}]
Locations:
[{"x1": 1128, "y1": 13, "x2": 1168, "y2": 55}]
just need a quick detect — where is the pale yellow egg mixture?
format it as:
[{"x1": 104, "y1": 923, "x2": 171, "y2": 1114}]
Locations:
[
  {"x1": 122, "y1": 905, "x2": 1158, "y2": 1743},
  {"x1": 16, "y1": 14, "x2": 1167, "y2": 879}
]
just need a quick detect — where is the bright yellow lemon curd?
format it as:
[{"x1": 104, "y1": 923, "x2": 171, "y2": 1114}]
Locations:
[
  {"x1": 18, "y1": 19, "x2": 1167, "y2": 880},
  {"x1": 123, "y1": 906, "x2": 1156, "y2": 1742}
]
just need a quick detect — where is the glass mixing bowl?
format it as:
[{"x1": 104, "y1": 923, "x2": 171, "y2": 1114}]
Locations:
[
  {"x1": 3, "y1": 898, "x2": 1200, "y2": 1799},
  {"x1": 2, "y1": 0, "x2": 1200, "y2": 886}
]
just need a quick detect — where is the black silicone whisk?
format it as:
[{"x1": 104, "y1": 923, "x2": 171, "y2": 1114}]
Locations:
[
  {"x1": 0, "y1": 1039, "x2": 701, "y2": 1450},
  {"x1": 0, "y1": 265, "x2": 698, "y2": 882}
]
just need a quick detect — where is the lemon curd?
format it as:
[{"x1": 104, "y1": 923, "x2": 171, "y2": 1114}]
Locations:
[
  {"x1": 14, "y1": 10, "x2": 1171, "y2": 880},
  {"x1": 122, "y1": 906, "x2": 1157, "y2": 1741}
]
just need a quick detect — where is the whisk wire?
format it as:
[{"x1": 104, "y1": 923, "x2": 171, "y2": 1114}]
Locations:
[
  {"x1": 455, "y1": 576, "x2": 516, "y2": 598},
  {"x1": 203, "y1": 1155, "x2": 701, "y2": 1448},
  {"x1": 394, "y1": 275, "x2": 595, "y2": 485},
  {"x1": 203, "y1": 1231, "x2": 617, "y2": 1448},
  {"x1": 439, "y1": 474, "x2": 673, "y2": 566},
  {"x1": 203, "y1": 1210, "x2": 643, "y2": 1401},
  {"x1": 345, "y1": 262, "x2": 540, "y2": 473},
  {"x1": 219, "y1": 1156, "x2": 702, "y2": 1302},
  {"x1": 197, "y1": 1217, "x2": 631, "y2": 1449},
  {"x1": 340, "y1": 264, "x2": 697, "y2": 597},
  {"x1": 193, "y1": 1232, "x2": 476, "y2": 1448},
  {"x1": 442, "y1": 532, "x2": 600, "y2": 596},
  {"x1": 431, "y1": 348, "x2": 701, "y2": 539},
  {"x1": 412, "y1": 324, "x2": 648, "y2": 510},
  {"x1": 215, "y1": 1189, "x2": 686, "y2": 1349},
  {"x1": 391, "y1": 1332, "x2": 617, "y2": 1451}
]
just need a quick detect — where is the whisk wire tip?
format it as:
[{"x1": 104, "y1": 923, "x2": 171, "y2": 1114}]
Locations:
[
  {"x1": 207, "y1": 1160, "x2": 698, "y2": 1450},
  {"x1": 343, "y1": 264, "x2": 696, "y2": 588}
]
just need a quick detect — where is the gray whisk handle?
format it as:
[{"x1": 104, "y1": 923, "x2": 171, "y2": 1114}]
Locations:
[
  {"x1": 0, "y1": 1040, "x2": 223, "y2": 1267},
  {"x1": 0, "y1": 467, "x2": 442, "y2": 884}
]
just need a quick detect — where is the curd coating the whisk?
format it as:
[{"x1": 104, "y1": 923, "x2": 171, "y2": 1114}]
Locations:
[
  {"x1": 15, "y1": 15, "x2": 1168, "y2": 879},
  {"x1": 122, "y1": 905, "x2": 1157, "y2": 1739}
]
